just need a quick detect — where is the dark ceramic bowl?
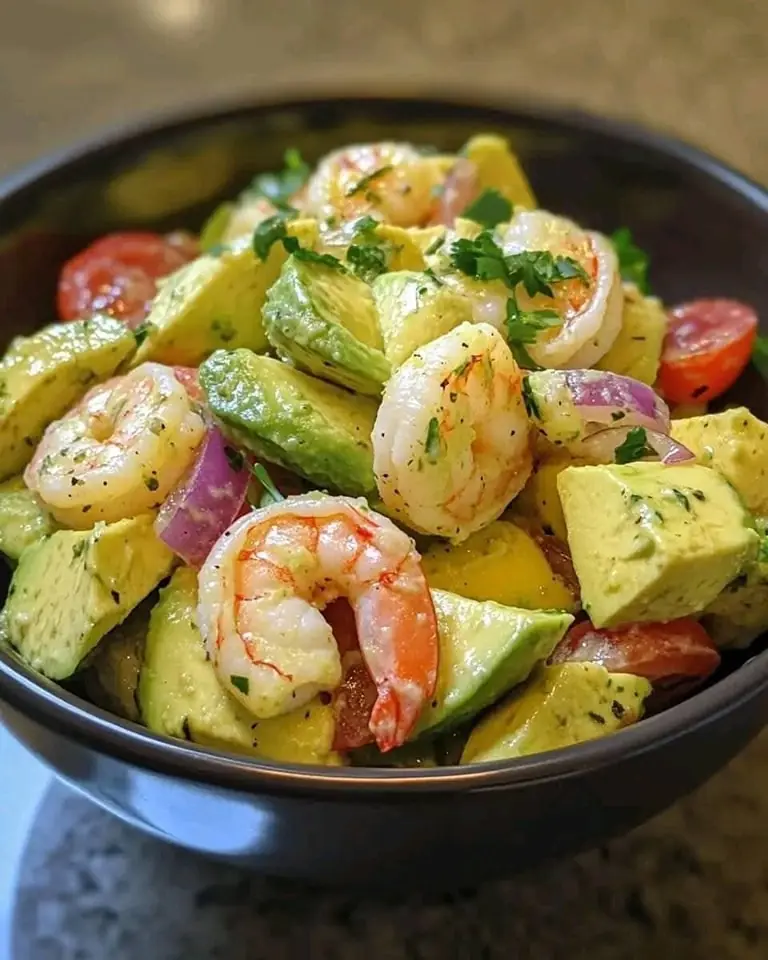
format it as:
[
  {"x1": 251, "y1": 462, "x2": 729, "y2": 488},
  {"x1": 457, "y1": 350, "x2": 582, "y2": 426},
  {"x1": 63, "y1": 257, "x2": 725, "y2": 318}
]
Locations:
[{"x1": 1, "y1": 95, "x2": 768, "y2": 892}]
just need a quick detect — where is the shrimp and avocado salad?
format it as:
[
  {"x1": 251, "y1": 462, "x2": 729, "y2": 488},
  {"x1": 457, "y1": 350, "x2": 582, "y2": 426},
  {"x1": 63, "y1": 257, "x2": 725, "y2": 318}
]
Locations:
[{"x1": 1, "y1": 132, "x2": 767, "y2": 770}]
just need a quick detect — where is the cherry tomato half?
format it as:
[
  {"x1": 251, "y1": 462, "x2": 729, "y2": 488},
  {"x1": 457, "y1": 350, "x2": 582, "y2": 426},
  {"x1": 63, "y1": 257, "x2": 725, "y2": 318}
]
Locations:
[
  {"x1": 57, "y1": 231, "x2": 198, "y2": 329},
  {"x1": 550, "y1": 617, "x2": 720, "y2": 687},
  {"x1": 324, "y1": 598, "x2": 377, "y2": 752},
  {"x1": 659, "y1": 298, "x2": 758, "y2": 404}
]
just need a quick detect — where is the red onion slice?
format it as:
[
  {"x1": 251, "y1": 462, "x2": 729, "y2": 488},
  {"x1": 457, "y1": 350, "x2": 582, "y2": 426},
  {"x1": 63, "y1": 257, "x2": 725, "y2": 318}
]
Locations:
[
  {"x1": 580, "y1": 426, "x2": 695, "y2": 465},
  {"x1": 526, "y1": 369, "x2": 671, "y2": 454},
  {"x1": 155, "y1": 425, "x2": 250, "y2": 567}
]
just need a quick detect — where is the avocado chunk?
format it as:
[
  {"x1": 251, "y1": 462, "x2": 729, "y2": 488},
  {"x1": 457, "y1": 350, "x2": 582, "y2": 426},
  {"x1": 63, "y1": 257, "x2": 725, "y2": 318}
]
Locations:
[
  {"x1": 139, "y1": 567, "x2": 340, "y2": 765},
  {"x1": 134, "y1": 220, "x2": 318, "y2": 367},
  {"x1": 702, "y1": 518, "x2": 768, "y2": 648},
  {"x1": 462, "y1": 133, "x2": 537, "y2": 210},
  {"x1": 3, "y1": 514, "x2": 174, "y2": 680},
  {"x1": 558, "y1": 462, "x2": 758, "y2": 628},
  {"x1": 596, "y1": 285, "x2": 667, "y2": 386},
  {"x1": 421, "y1": 519, "x2": 577, "y2": 612},
  {"x1": 416, "y1": 589, "x2": 573, "y2": 736},
  {"x1": 81, "y1": 597, "x2": 152, "y2": 722},
  {"x1": 0, "y1": 476, "x2": 56, "y2": 564},
  {"x1": 200, "y1": 349, "x2": 377, "y2": 497},
  {"x1": 262, "y1": 255, "x2": 390, "y2": 396},
  {"x1": 671, "y1": 407, "x2": 768, "y2": 515},
  {"x1": 461, "y1": 662, "x2": 651, "y2": 764},
  {"x1": 0, "y1": 315, "x2": 136, "y2": 481},
  {"x1": 372, "y1": 271, "x2": 472, "y2": 368}
]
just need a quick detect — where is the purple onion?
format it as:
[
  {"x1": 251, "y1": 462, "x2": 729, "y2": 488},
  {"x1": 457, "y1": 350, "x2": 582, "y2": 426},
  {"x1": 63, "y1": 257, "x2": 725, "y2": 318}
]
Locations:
[
  {"x1": 155, "y1": 425, "x2": 250, "y2": 567},
  {"x1": 563, "y1": 370, "x2": 671, "y2": 433},
  {"x1": 580, "y1": 426, "x2": 695, "y2": 465}
]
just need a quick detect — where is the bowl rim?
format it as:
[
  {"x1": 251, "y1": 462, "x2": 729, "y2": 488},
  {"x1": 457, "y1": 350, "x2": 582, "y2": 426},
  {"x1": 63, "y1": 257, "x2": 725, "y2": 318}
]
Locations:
[{"x1": 1, "y1": 90, "x2": 768, "y2": 798}]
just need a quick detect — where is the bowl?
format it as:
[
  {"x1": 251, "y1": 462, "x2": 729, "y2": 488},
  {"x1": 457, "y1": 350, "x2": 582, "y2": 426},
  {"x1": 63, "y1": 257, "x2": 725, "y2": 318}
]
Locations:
[{"x1": 1, "y1": 95, "x2": 768, "y2": 891}]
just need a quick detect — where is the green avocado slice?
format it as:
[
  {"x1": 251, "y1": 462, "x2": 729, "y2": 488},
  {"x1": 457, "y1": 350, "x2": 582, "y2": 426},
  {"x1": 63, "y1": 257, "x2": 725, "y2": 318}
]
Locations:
[
  {"x1": 461, "y1": 662, "x2": 651, "y2": 764},
  {"x1": 200, "y1": 349, "x2": 378, "y2": 497},
  {"x1": 0, "y1": 315, "x2": 136, "y2": 481},
  {"x1": 138, "y1": 566, "x2": 340, "y2": 765},
  {"x1": 2, "y1": 514, "x2": 174, "y2": 680},
  {"x1": 415, "y1": 590, "x2": 573, "y2": 737},
  {"x1": 262, "y1": 255, "x2": 390, "y2": 396},
  {"x1": 0, "y1": 476, "x2": 57, "y2": 564}
]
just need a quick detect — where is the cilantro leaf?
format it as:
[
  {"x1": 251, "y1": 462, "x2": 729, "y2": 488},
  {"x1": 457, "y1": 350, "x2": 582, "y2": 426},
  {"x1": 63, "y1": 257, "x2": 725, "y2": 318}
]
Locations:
[
  {"x1": 346, "y1": 243, "x2": 388, "y2": 283},
  {"x1": 230, "y1": 675, "x2": 250, "y2": 695},
  {"x1": 281, "y1": 235, "x2": 345, "y2": 271},
  {"x1": 424, "y1": 234, "x2": 446, "y2": 256},
  {"x1": 614, "y1": 427, "x2": 656, "y2": 465},
  {"x1": 250, "y1": 147, "x2": 310, "y2": 208},
  {"x1": 252, "y1": 463, "x2": 284, "y2": 506},
  {"x1": 133, "y1": 320, "x2": 155, "y2": 347},
  {"x1": 521, "y1": 377, "x2": 540, "y2": 419},
  {"x1": 252, "y1": 213, "x2": 290, "y2": 260},
  {"x1": 350, "y1": 215, "x2": 380, "y2": 238},
  {"x1": 504, "y1": 297, "x2": 560, "y2": 370},
  {"x1": 461, "y1": 188, "x2": 513, "y2": 228},
  {"x1": 752, "y1": 335, "x2": 768, "y2": 381},
  {"x1": 346, "y1": 165, "x2": 394, "y2": 198},
  {"x1": 424, "y1": 417, "x2": 442, "y2": 463},
  {"x1": 449, "y1": 231, "x2": 509, "y2": 283},
  {"x1": 611, "y1": 227, "x2": 650, "y2": 294}
]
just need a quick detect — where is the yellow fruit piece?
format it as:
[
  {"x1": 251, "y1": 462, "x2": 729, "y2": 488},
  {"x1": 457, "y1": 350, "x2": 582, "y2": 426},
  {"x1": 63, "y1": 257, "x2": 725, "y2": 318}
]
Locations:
[
  {"x1": 421, "y1": 519, "x2": 577, "y2": 612},
  {"x1": 512, "y1": 457, "x2": 574, "y2": 542},
  {"x1": 462, "y1": 133, "x2": 537, "y2": 210}
]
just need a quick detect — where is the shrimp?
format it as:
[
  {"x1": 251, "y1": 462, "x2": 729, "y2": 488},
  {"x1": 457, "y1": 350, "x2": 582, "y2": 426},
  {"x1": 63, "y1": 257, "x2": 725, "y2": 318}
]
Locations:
[
  {"x1": 304, "y1": 142, "x2": 450, "y2": 228},
  {"x1": 25, "y1": 362, "x2": 205, "y2": 529},
  {"x1": 372, "y1": 322, "x2": 533, "y2": 542},
  {"x1": 197, "y1": 494, "x2": 439, "y2": 752},
  {"x1": 496, "y1": 210, "x2": 623, "y2": 368}
]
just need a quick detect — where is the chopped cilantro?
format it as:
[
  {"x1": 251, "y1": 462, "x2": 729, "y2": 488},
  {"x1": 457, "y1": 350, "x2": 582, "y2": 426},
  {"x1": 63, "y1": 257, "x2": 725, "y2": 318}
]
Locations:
[
  {"x1": 610, "y1": 227, "x2": 650, "y2": 294},
  {"x1": 424, "y1": 234, "x2": 446, "y2": 256},
  {"x1": 504, "y1": 297, "x2": 560, "y2": 370},
  {"x1": 252, "y1": 213, "x2": 290, "y2": 260},
  {"x1": 346, "y1": 165, "x2": 394, "y2": 198},
  {"x1": 252, "y1": 463, "x2": 284, "y2": 504},
  {"x1": 752, "y1": 335, "x2": 768, "y2": 381},
  {"x1": 351, "y1": 215, "x2": 380, "y2": 238},
  {"x1": 671, "y1": 488, "x2": 691, "y2": 511},
  {"x1": 133, "y1": 321, "x2": 155, "y2": 347},
  {"x1": 614, "y1": 427, "x2": 656, "y2": 464},
  {"x1": 144, "y1": 475, "x2": 159, "y2": 492},
  {"x1": 461, "y1": 188, "x2": 512, "y2": 228},
  {"x1": 521, "y1": 377, "x2": 541, "y2": 420},
  {"x1": 346, "y1": 243, "x2": 388, "y2": 283},
  {"x1": 230, "y1": 675, "x2": 250, "y2": 695},
  {"x1": 249, "y1": 147, "x2": 310, "y2": 208},
  {"x1": 281, "y1": 235, "x2": 345, "y2": 270},
  {"x1": 424, "y1": 417, "x2": 442, "y2": 463},
  {"x1": 224, "y1": 445, "x2": 245, "y2": 472}
]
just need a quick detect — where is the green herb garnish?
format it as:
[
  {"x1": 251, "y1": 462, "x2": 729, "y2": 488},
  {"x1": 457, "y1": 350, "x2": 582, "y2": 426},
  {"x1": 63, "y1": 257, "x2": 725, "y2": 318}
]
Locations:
[
  {"x1": 424, "y1": 267, "x2": 444, "y2": 287},
  {"x1": 252, "y1": 463, "x2": 285, "y2": 504},
  {"x1": 521, "y1": 377, "x2": 540, "y2": 420},
  {"x1": 671, "y1": 488, "x2": 691, "y2": 511},
  {"x1": 614, "y1": 427, "x2": 656, "y2": 465},
  {"x1": 144, "y1": 475, "x2": 159, "y2": 492},
  {"x1": 752, "y1": 335, "x2": 768, "y2": 381},
  {"x1": 346, "y1": 165, "x2": 394, "y2": 198},
  {"x1": 504, "y1": 298, "x2": 560, "y2": 370},
  {"x1": 351, "y1": 215, "x2": 380, "y2": 237},
  {"x1": 133, "y1": 321, "x2": 155, "y2": 347},
  {"x1": 250, "y1": 147, "x2": 310, "y2": 208},
  {"x1": 346, "y1": 243, "x2": 388, "y2": 283},
  {"x1": 230, "y1": 675, "x2": 250, "y2": 695},
  {"x1": 460, "y1": 188, "x2": 512, "y2": 229},
  {"x1": 282, "y1": 235, "x2": 345, "y2": 270},
  {"x1": 424, "y1": 234, "x2": 446, "y2": 256},
  {"x1": 610, "y1": 227, "x2": 650, "y2": 294},
  {"x1": 252, "y1": 213, "x2": 291, "y2": 260},
  {"x1": 424, "y1": 417, "x2": 442, "y2": 463}
]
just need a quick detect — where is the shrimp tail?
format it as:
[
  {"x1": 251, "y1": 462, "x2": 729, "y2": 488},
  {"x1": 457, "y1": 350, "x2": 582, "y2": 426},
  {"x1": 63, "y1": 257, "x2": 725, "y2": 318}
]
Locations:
[{"x1": 369, "y1": 685, "x2": 408, "y2": 753}]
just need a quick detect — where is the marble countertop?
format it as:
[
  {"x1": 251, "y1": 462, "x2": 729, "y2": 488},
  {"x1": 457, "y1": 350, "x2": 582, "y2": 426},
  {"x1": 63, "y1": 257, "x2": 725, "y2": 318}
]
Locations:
[{"x1": 2, "y1": 0, "x2": 768, "y2": 957}]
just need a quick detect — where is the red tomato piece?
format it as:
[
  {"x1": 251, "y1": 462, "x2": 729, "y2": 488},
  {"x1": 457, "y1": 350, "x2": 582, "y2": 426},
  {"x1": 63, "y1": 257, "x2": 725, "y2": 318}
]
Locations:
[
  {"x1": 57, "y1": 231, "x2": 198, "y2": 328},
  {"x1": 173, "y1": 366, "x2": 204, "y2": 403},
  {"x1": 659, "y1": 298, "x2": 758, "y2": 404},
  {"x1": 324, "y1": 598, "x2": 377, "y2": 752},
  {"x1": 550, "y1": 618, "x2": 721, "y2": 687}
]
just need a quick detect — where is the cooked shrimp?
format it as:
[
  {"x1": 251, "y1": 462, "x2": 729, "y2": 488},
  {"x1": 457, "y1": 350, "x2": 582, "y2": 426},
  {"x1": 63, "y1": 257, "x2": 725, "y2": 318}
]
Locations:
[
  {"x1": 372, "y1": 322, "x2": 532, "y2": 541},
  {"x1": 25, "y1": 362, "x2": 205, "y2": 529},
  {"x1": 197, "y1": 494, "x2": 439, "y2": 752},
  {"x1": 304, "y1": 142, "x2": 450, "y2": 228},
  {"x1": 497, "y1": 210, "x2": 623, "y2": 368}
]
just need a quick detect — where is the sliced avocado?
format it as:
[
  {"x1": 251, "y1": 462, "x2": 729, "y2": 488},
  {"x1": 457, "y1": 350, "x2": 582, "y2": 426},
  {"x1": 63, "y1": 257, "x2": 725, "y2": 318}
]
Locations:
[
  {"x1": 81, "y1": 597, "x2": 152, "y2": 722},
  {"x1": 262, "y1": 255, "x2": 390, "y2": 396},
  {"x1": 461, "y1": 662, "x2": 651, "y2": 764},
  {"x1": 3, "y1": 514, "x2": 174, "y2": 679},
  {"x1": 461, "y1": 133, "x2": 537, "y2": 210},
  {"x1": 702, "y1": 517, "x2": 768, "y2": 648},
  {"x1": 596, "y1": 285, "x2": 667, "y2": 386},
  {"x1": 671, "y1": 407, "x2": 768, "y2": 516},
  {"x1": 558, "y1": 462, "x2": 759, "y2": 628},
  {"x1": 134, "y1": 220, "x2": 318, "y2": 367},
  {"x1": 416, "y1": 589, "x2": 573, "y2": 736},
  {"x1": 421, "y1": 519, "x2": 577, "y2": 612},
  {"x1": 0, "y1": 315, "x2": 136, "y2": 481},
  {"x1": 372, "y1": 271, "x2": 472, "y2": 368},
  {"x1": 0, "y1": 476, "x2": 57, "y2": 564},
  {"x1": 512, "y1": 456, "x2": 574, "y2": 542},
  {"x1": 139, "y1": 567, "x2": 340, "y2": 765},
  {"x1": 200, "y1": 349, "x2": 377, "y2": 497}
]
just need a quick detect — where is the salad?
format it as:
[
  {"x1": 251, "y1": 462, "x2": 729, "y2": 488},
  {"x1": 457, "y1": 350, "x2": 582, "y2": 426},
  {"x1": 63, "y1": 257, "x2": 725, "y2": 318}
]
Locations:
[{"x1": 1, "y1": 133, "x2": 766, "y2": 769}]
